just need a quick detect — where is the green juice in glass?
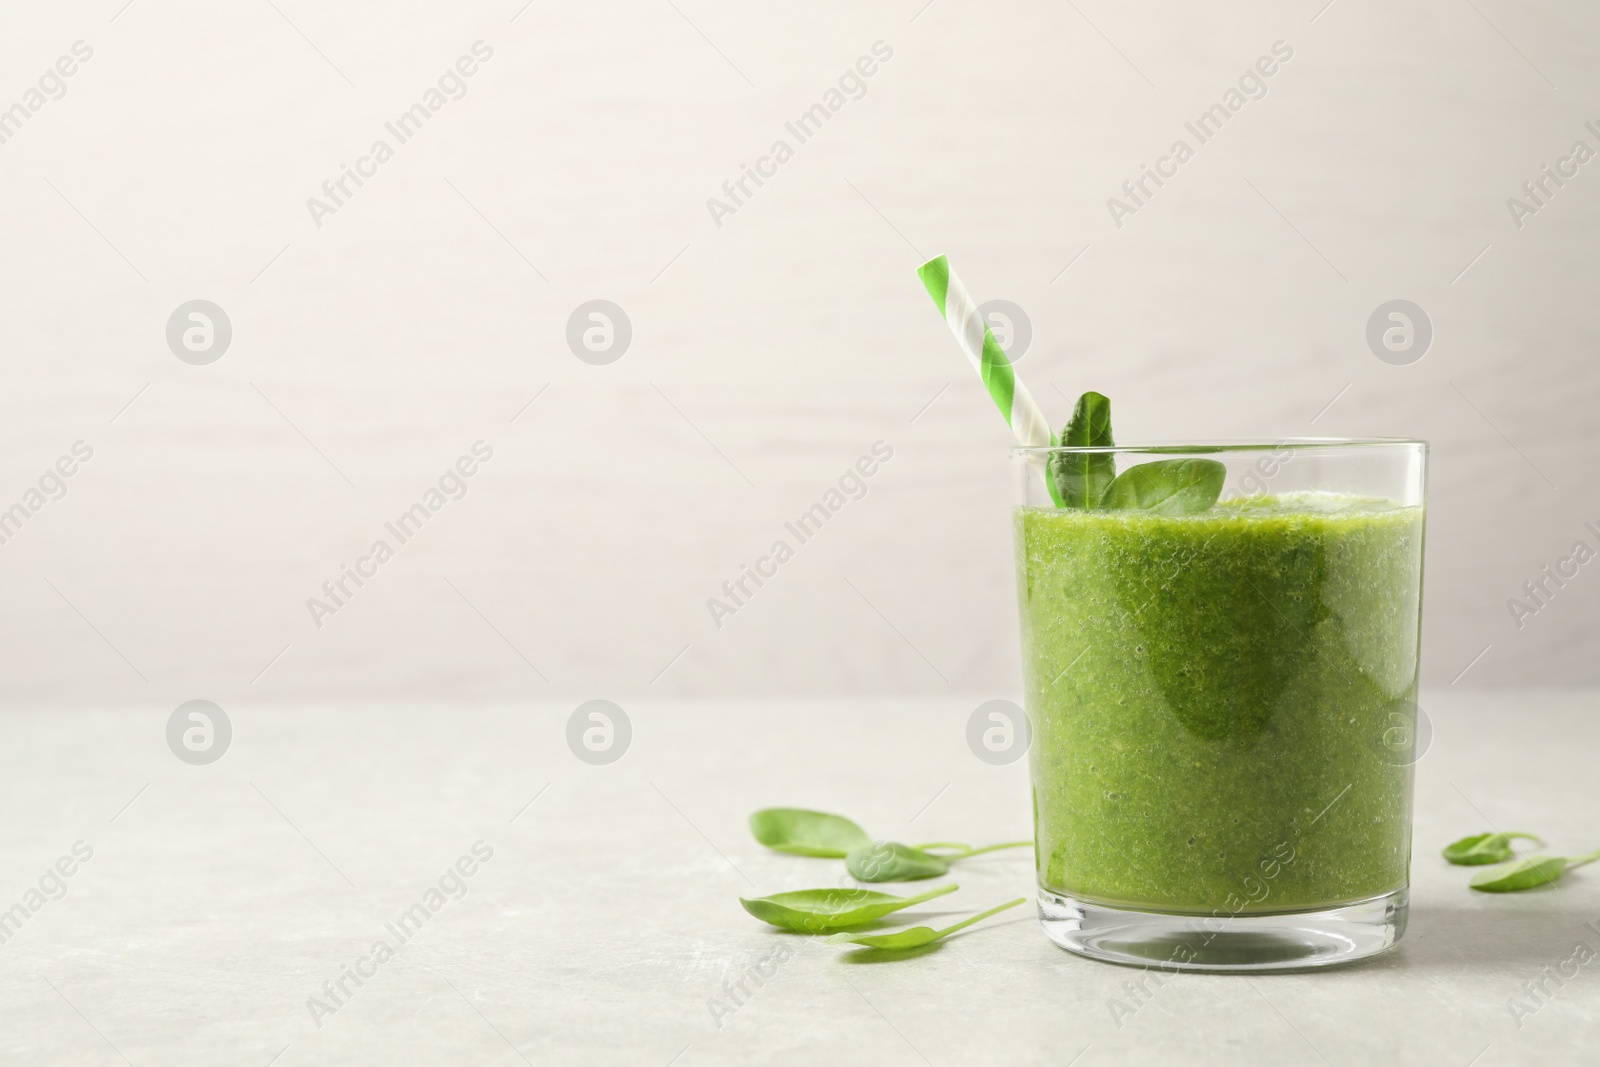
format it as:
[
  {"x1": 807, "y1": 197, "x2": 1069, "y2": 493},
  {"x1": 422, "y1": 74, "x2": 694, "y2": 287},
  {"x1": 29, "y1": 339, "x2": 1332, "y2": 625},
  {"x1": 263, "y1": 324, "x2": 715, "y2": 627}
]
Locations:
[{"x1": 1016, "y1": 492, "x2": 1424, "y2": 914}]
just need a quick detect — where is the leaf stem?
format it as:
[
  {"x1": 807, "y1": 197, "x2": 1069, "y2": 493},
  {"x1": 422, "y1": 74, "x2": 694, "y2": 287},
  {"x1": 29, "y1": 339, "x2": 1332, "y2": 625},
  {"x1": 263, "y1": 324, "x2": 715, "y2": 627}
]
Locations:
[
  {"x1": 1566, "y1": 847, "x2": 1600, "y2": 869},
  {"x1": 911, "y1": 840, "x2": 1032, "y2": 860},
  {"x1": 901, "y1": 881, "x2": 962, "y2": 906},
  {"x1": 932, "y1": 897, "x2": 1028, "y2": 939},
  {"x1": 960, "y1": 840, "x2": 1033, "y2": 858}
]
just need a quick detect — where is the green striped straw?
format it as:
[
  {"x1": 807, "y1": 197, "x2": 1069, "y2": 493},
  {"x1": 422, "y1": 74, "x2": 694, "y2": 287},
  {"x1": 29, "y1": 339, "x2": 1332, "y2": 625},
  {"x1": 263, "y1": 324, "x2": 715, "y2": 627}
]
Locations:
[{"x1": 917, "y1": 254, "x2": 1062, "y2": 505}]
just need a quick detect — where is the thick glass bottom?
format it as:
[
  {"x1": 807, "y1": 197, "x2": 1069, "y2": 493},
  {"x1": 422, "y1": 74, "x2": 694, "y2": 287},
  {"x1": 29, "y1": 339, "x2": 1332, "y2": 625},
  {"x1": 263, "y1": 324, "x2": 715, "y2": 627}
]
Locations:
[{"x1": 1038, "y1": 886, "x2": 1407, "y2": 973}]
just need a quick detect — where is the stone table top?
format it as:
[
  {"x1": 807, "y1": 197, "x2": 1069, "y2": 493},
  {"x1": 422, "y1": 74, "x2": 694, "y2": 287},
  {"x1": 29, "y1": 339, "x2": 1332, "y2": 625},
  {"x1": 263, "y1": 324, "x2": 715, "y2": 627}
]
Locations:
[{"x1": 0, "y1": 689, "x2": 1595, "y2": 1065}]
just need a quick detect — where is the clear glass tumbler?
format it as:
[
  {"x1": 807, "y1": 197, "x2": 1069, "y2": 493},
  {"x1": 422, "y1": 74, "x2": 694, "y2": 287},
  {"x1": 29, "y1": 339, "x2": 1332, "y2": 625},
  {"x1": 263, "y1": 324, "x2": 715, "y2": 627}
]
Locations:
[{"x1": 1011, "y1": 439, "x2": 1427, "y2": 972}]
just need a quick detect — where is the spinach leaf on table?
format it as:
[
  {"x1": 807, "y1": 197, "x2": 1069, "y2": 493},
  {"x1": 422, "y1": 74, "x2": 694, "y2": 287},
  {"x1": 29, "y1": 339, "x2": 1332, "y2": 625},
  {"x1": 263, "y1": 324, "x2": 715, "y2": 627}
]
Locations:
[
  {"x1": 1470, "y1": 849, "x2": 1600, "y2": 893},
  {"x1": 1442, "y1": 831, "x2": 1541, "y2": 866},
  {"x1": 845, "y1": 839, "x2": 1032, "y2": 883},
  {"x1": 749, "y1": 808, "x2": 872, "y2": 858},
  {"x1": 826, "y1": 897, "x2": 1027, "y2": 950},
  {"x1": 739, "y1": 883, "x2": 959, "y2": 932}
]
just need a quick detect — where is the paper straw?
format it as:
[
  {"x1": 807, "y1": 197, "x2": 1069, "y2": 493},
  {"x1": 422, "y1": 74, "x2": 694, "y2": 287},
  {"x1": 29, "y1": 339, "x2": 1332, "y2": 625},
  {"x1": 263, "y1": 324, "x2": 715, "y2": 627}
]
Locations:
[{"x1": 917, "y1": 254, "x2": 1062, "y2": 504}]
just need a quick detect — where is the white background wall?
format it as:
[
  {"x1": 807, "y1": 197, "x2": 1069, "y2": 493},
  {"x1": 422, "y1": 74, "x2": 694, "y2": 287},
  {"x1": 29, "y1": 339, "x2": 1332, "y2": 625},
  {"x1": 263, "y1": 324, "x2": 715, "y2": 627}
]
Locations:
[{"x1": 0, "y1": 0, "x2": 1595, "y2": 709}]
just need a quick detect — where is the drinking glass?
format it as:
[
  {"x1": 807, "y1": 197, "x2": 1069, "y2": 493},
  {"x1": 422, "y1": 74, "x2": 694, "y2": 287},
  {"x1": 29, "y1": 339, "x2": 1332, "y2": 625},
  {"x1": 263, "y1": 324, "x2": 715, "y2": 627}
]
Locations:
[{"x1": 1012, "y1": 439, "x2": 1427, "y2": 971}]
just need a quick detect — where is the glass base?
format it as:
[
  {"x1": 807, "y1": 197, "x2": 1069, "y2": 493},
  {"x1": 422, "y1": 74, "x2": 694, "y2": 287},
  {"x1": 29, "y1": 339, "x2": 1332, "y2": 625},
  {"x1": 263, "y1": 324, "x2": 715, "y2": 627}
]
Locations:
[{"x1": 1038, "y1": 887, "x2": 1407, "y2": 973}]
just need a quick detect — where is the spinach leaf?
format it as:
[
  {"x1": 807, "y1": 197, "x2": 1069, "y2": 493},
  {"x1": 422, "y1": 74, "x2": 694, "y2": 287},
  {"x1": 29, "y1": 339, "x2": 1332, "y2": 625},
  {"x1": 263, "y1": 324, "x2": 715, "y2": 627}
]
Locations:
[
  {"x1": 749, "y1": 808, "x2": 872, "y2": 858},
  {"x1": 1442, "y1": 831, "x2": 1541, "y2": 866},
  {"x1": 1100, "y1": 458, "x2": 1226, "y2": 516},
  {"x1": 826, "y1": 896, "x2": 1027, "y2": 950},
  {"x1": 846, "y1": 839, "x2": 1033, "y2": 882},
  {"x1": 1469, "y1": 848, "x2": 1600, "y2": 893},
  {"x1": 739, "y1": 883, "x2": 959, "y2": 932},
  {"x1": 846, "y1": 842, "x2": 950, "y2": 882},
  {"x1": 1050, "y1": 391, "x2": 1116, "y2": 508}
]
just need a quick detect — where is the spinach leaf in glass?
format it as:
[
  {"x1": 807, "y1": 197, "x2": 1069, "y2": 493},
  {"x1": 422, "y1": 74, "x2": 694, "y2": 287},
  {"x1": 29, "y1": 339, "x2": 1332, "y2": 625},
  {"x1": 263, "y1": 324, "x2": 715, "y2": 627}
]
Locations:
[
  {"x1": 1100, "y1": 457, "x2": 1226, "y2": 515},
  {"x1": 1050, "y1": 391, "x2": 1116, "y2": 508}
]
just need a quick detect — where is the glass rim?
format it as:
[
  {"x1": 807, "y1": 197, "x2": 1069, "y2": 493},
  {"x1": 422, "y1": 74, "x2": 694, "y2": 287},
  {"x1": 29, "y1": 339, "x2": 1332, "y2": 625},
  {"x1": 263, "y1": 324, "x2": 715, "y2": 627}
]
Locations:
[{"x1": 1011, "y1": 437, "x2": 1427, "y2": 456}]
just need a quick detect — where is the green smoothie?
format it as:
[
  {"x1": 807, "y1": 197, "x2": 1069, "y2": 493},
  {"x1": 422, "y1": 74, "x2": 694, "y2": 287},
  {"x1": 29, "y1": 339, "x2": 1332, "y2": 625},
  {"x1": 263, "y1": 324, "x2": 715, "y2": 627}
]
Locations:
[{"x1": 1016, "y1": 492, "x2": 1424, "y2": 914}]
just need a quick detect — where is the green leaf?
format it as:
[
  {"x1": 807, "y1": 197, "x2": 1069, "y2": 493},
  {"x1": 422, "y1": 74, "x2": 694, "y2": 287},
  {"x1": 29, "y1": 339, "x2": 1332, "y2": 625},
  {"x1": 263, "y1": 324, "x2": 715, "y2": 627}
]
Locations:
[
  {"x1": 846, "y1": 842, "x2": 951, "y2": 882},
  {"x1": 845, "y1": 839, "x2": 1033, "y2": 882},
  {"x1": 826, "y1": 897, "x2": 1027, "y2": 950},
  {"x1": 748, "y1": 808, "x2": 872, "y2": 858},
  {"x1": 1050, "y1": 391, "x2": 1116, "y2": 508},
  {"x1": 739, "y1": 883, "x2": 959, "y2": 933},
  {"x1": 1469, "y1": 856, "x2": 1572, "y2": 892},
  {"x1": 1100, "y1": 458, "x2": 1226, "y2": 516},
  {"x1": 1468, "y1": 847, "x2": 1600, "y2": 892},
  {"x1": 1442, "y1": 831, "x2": 1541, "y2": 866}
]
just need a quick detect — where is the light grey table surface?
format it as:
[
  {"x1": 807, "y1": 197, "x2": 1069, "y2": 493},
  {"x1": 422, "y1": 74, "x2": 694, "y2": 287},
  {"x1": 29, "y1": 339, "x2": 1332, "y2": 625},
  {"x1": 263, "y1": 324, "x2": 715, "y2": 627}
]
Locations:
[{"x1": 0, "y1": 689, "x2": 1595, "y2": 1066}]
